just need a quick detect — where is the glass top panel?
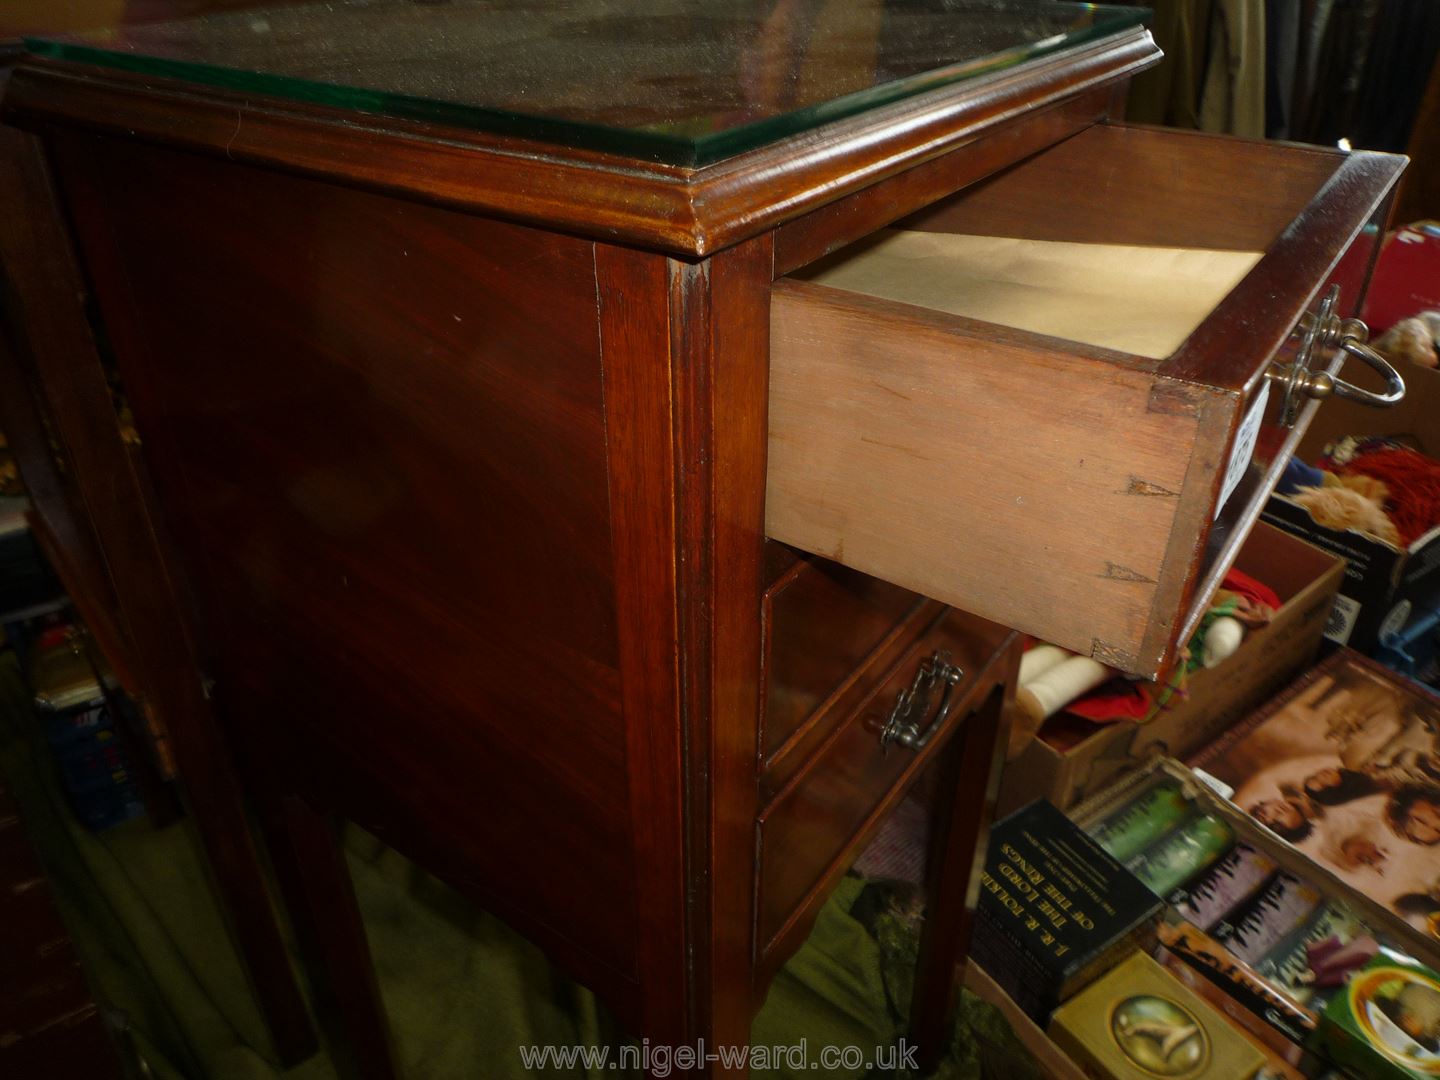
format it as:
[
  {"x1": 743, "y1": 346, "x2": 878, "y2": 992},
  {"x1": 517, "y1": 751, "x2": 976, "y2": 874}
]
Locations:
[{"x1": 27, "y1": 0, "x2": 1147, "y2": 166}]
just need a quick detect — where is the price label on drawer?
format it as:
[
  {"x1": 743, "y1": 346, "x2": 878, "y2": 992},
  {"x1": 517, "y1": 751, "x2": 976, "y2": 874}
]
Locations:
[{"x1": 1217, "y1": 382, "x2": 1268, "y2": 517}]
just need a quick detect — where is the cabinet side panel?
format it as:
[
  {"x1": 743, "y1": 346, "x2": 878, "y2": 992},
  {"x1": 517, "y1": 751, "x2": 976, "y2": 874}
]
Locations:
[{"x1": 50, "y1": 133, "x2": 636, "y2": 978}]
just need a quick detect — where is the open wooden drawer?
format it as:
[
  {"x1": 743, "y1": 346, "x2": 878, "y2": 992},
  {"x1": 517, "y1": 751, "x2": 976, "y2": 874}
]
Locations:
[{"x1": 767, "y1": 123, "x2": 1406, "y2": 678}]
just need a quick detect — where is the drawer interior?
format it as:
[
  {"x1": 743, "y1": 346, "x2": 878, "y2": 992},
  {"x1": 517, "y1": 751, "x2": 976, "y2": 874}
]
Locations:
[
  {"x1": 897, "y1": 122, "x2": 1339, "y2": 252},
  {"x1": 790, "y1": 123, "x2": 1342, "y2": 367},
  {"x1": 795, "y1": 230, "x2": 1262, "y2": 362}
]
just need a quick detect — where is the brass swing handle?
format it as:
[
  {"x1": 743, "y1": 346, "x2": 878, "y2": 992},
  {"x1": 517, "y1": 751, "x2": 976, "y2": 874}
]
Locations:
[
  {"x1": 1269, "y1": 285, "x2": 1405, "y2": 425},
  {"x1": 878, "y1": 651, "x2": 964, "y2": 753},
  {"x1": 1292, "y1": 322, "x2": 1406, "y2": 408}
]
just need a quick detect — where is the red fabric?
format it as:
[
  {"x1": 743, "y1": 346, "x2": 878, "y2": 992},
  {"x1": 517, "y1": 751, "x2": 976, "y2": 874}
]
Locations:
[
  {"x1": 1063, "y1": 679, "x2": 1151, "y2": 722},
  {"x1": 1221, "y1": 566, "x2": 1282, "y2": 613},
  {"x1": 34, "y1": 624, "x2": 73, "y2": 650},
  {"x1": 1336, "y1": 446, "x2": 1440, "y2": 547},
  {"x1": 1058, "y1": 566, "x2": 1279, "y2": 724}
]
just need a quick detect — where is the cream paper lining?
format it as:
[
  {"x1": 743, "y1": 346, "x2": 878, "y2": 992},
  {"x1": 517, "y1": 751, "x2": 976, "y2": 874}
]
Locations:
[{"x1": 797, "y1": 230, "x2": 1265, "y2": 361}]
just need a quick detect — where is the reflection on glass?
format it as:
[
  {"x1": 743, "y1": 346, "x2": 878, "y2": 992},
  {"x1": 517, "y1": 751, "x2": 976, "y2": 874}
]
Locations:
[{"x1": 28, "y1": 0, "x2": 1147, "y2": 164}]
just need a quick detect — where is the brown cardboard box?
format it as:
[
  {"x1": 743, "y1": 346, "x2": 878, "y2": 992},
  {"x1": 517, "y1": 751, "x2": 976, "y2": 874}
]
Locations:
[
  {"x1": 998, "y1": 522, "x2": 1343, "y2": 815},
  {"x1": 1261, "y1": 362, "x2": 1440, "y2": 655}
]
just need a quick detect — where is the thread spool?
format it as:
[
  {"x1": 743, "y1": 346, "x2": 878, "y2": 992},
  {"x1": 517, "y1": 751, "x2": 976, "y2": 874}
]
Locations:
[
  {"x1": 1016, "y1": 655, "x2": 1112, "y2": 724},
  {"x1": 1202, "y1": 616, "x2": 1245, "y2": 668},
  {"x1": 1018, "y1": 643, "x2": 1071, "y2": 687}
]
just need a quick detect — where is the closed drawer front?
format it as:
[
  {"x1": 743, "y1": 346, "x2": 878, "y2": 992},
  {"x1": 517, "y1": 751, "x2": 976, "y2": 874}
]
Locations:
[
  {"x1": 762, "y1": 553, "x2": 927, "y2": 764},
  {"x1": 767, "y1": 123, "x2": 1405, "y2": 677},
  {"x1": 755, "y1": 610, "x2": 1012, "y2": 956}
]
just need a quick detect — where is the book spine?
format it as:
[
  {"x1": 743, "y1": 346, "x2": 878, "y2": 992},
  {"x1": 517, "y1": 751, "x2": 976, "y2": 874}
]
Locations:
[
  {"x1": 1213, "y1": 874, "x2": 1322, "y2": 967},
  {"x1": 1087, "y1": 778, "x2": 1191, "y2": 863},
  {"x1": 1126, "y1": 812, "x2": 1235, "y2": 896},
  {"x1": 1157, "y1": 920, "x2": 1318, "y2": 1045},
  {"x1": 973, "y1": 908, "x2": 1060, "y2": 1020},
  {"x1": 1253, "y1": 902, "x2": 1364, "y2": 1008},
  {"x1": 1173, "y1": 843, "x2": 1279, "y2": 931}
]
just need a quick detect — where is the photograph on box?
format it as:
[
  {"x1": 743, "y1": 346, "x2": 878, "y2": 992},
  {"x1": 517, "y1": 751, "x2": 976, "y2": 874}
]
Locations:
[
  {"x1": 1318, "y1": 952, "x2": 1440, "y2": 1080},
  {"x1": 1048, "y1": 951, "x2": 1269, "y2": 1080},
  {"x1": 1349, "y1": 964, "x2": 1440, "y2": 1065},
  {"x1": 1191, "y1": 649, "x2": 1440, "y2": 939},
  {"x1": 1063, "y1": 767, "x2": 1437, "y2": 1080}
]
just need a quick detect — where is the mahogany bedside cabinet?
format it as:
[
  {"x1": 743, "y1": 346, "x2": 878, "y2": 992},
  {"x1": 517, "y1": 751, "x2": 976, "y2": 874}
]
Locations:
[{"x1": 0, "y1": 1, "x2": 1407, "y2": 1076}]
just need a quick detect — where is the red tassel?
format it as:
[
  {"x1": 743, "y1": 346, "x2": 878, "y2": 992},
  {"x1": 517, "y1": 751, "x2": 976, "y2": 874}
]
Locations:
[{"x1": 1337, "y1": 446, "x2": 1440, "y2": 547}]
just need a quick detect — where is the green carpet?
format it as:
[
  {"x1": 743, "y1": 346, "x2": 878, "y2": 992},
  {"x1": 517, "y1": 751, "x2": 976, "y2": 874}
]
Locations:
[{"x1": 0, "y1": 649, "x2": 1039, "y2": 1079}]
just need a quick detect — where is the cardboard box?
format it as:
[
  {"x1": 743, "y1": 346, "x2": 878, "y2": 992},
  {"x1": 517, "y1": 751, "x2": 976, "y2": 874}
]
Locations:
[
  {"x1": 1261, "y1": 362, "x2": 1440, "y2": 656},
  {"x1": 1071, "y1": 756, "x2": 1440, "y2": 982},
  {"x1": 998, "y1": 523, "x2": 1344, "y2": 816},
  {"x1": 1155, "y1": 920, "x2": 1318, "y2": 1077}
]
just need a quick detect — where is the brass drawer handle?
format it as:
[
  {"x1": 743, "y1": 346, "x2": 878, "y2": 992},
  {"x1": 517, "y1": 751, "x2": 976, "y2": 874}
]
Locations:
[
  {"x1": 1330, "y1": 328, "x2": 1406, "y2": 406},
  {"x1": 1269, "y1": 285, "x2": 1406, "y2": 424},
  {"x1": 878, "y1": 651, "x2": 964, "y2": 753}
]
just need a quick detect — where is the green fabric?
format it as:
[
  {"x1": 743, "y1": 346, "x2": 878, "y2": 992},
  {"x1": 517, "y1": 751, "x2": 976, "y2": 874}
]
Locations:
[{"x1": 0, "y1": 648, "x2": 1035, "y2": 1079}]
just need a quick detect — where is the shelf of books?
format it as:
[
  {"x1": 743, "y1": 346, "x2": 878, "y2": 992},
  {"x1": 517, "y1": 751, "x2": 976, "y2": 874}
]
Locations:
[{"x1": 969, "y1": 647, "x2": 1440, "y2": 1080}]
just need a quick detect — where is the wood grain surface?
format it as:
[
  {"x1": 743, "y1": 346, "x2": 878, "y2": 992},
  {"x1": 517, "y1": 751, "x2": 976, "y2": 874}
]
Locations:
[
  {"x1": 767, "y1": 280, "x2": 1203, "y2": 672},
  {"x1": 0, "y1": 776, "x2": 125, "y2": 1077},
  {"x1": 51, "y1": 131, "x2": 642, "y2": 989},
  {"x1": 756, "y1": 613, "x2": 1015, "y2": 978},
  {"x1": 3, "y1": 29, "x2": 1159, "y2": 256},
  {"x1": 903, "y1": 123, "x2": 1340, "y2": 251},
  {"x1": 769, "y1": 124, "x2": 1403, "y2": 675},
  {"x1": 8, "y1": 19, "x2": 1333, "y2": 1072},
  {"x1": 771, "y1": 86, "x2": 1112, "y2": 275},
  {"x1": 909, "y1": 680, "x2": 1011, "y2": 1070},
  {"x1": 762, "y1": 557, "x2": 922, "y2": 761}
]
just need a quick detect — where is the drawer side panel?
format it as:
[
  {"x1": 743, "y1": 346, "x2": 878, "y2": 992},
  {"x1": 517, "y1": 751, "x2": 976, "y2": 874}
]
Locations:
[{"x1": 767, "y1": 281, "x2": 1203, "y2": 664}]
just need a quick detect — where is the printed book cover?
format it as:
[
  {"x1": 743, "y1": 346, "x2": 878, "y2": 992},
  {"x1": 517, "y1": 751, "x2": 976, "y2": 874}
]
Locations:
[
  {"x1": 1190, "y1": 649, "x2": 1440, "y2": 939},
  {"x1": 972, "y1": 799, "x2": 1161, "y2": 1020},
  {"x1": 1318, "y1": 951, "x2": 1440, "y2": 1080},
  {"x1": 1048, "y1": 951, "x2": 1267, "y2": 1080}
]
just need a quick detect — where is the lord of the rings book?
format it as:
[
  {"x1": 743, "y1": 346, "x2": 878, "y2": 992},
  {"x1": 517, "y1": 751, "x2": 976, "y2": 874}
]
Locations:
[
  {"x1": 970, "y1": 799, "x2": 1163, "y2": 1022},
  {"x1": 1316, "y1": 951, "x2": 1440, "y2": 1079}
]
